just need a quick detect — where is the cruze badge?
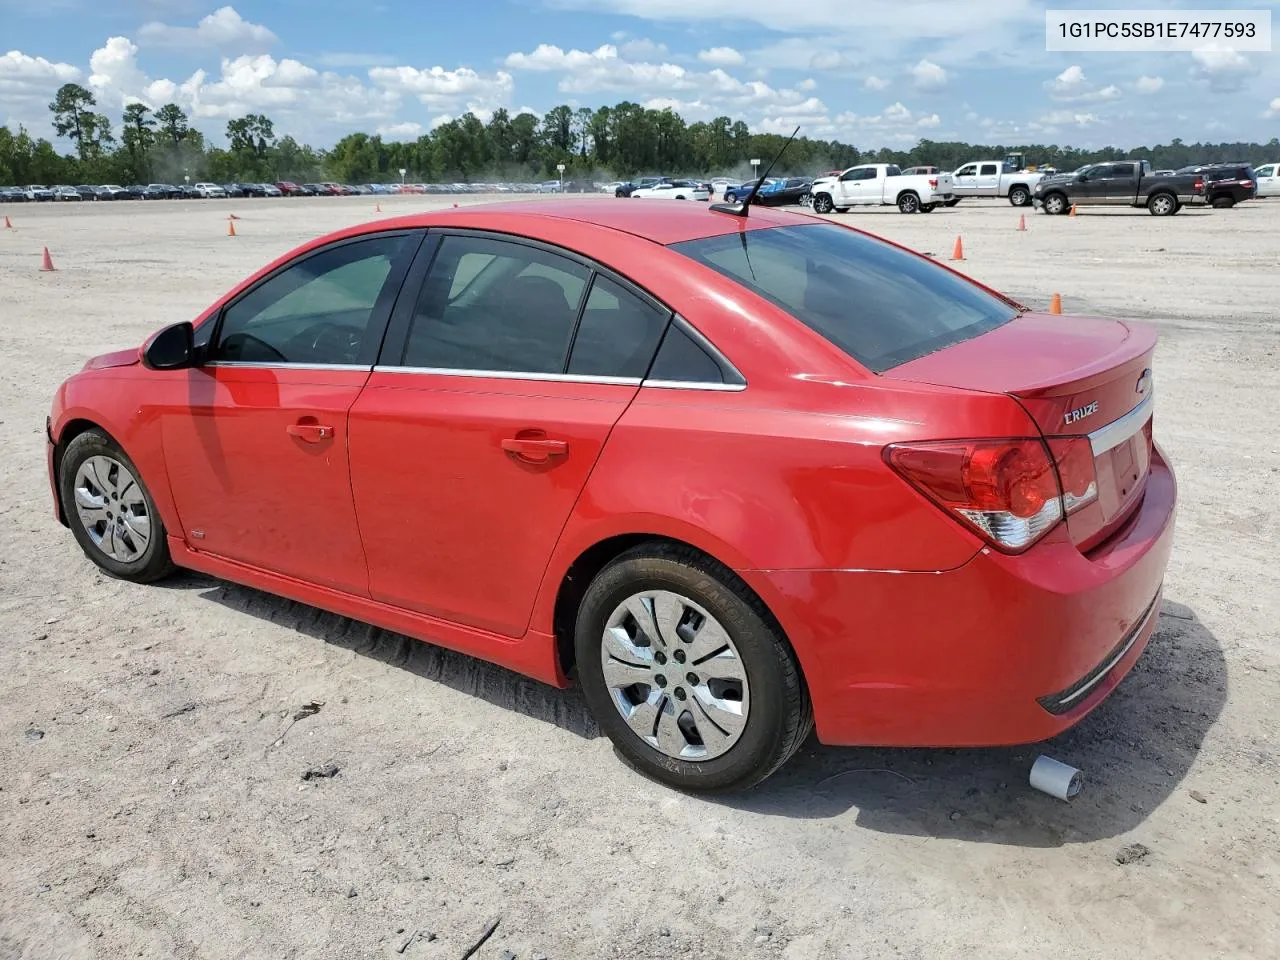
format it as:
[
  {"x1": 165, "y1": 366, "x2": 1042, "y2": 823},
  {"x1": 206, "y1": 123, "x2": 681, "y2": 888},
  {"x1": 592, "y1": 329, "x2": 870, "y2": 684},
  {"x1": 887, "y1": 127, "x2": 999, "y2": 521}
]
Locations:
[{"x1": 1064, "y1": 401, "x2": 1099, "y2": 425}]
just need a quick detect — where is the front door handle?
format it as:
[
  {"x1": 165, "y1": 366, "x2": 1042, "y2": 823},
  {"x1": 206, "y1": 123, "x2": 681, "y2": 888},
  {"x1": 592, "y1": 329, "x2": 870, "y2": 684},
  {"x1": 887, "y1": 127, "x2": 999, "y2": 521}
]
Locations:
[
  {"x1": 287, "y1": 422, "x2": 333, "y2": 443},
  {"x1": 501, "y1": 435, "x2": 568, "y2": 463}
]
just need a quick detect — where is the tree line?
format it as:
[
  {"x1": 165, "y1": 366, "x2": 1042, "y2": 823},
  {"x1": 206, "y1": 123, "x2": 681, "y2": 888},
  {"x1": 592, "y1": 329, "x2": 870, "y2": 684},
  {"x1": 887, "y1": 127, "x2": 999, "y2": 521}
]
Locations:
[{"x1": 2, "y1": 82, "x2": 1277, "y2": 187}]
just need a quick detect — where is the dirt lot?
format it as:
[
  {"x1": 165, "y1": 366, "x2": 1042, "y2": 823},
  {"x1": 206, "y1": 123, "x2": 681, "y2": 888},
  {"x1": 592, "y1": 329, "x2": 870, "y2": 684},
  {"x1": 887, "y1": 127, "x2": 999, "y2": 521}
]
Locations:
[{"x1": 1, "y1": 194, "x2": 1277, "y2": 960}]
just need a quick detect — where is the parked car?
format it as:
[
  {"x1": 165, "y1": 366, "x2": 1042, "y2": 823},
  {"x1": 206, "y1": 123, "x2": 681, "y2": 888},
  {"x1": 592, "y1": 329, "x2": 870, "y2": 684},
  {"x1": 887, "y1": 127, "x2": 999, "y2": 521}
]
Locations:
[
  {"x1": 722, "y1": 178, "x2": 769, "y2": 203},
  {"x1": 193, "y1": 182, "x2": 227, "y2": 199},
  {"x1": 75, "y1": 184, "x2": 99, "y2": 200},
  {"x1": 901, "y1": 166, "x2": 940, "y2": 176},
  {"x1": 276, "y1": 181, "x2": 306, "y2": 196},
  {"x1": 631, "y1": 179, "x2": 710, "y2": 201},
  {"x1": 950, "y1": 160, "x2": 1045, "y2": 207},
  {"x1": 124, "y1": 185, "x2": 147, "y2": 200},
  {"x1": 0, "y1": 186, "x2": 27, "y2": 202},
  {"x1": 143, "y1": 184, "x2": 179, "y2": 199},
  {"x1": 615, "y1": 177, "x2": 670, "y2": 197},
  {"x1": 809, "y1": 164, "x2": 956, "y2": 214},
  {"x1": 1254, "y1": 162, "x2": 1280, "y2": 197},
  {"x1": 53, "y1": 185, "x2": 82, "y2": 201},
  {"x1": 1032, "y1": 161, "x2": 1206, "y2": 216},
  {"x1": 96, "y1": 185, "x2": 131, "y2": 201},
  {"x1": 44, "y1": 200, "x2": 1176, "y2": 792},
  {"x1": 752, "y1": 177, "x2": 813, "y2": 206},
  {"x1": 24, "y1": 185, "x2": 54, "y2": 201},
  {"x1": 1178, "y1": 163, "x2": 1257, "y2": 207}
]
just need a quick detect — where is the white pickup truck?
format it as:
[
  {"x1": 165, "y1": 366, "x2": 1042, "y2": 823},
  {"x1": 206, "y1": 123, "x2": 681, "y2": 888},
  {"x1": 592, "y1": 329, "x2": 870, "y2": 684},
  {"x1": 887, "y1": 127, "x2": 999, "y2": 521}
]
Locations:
[
  {"x1": 809, "y1": 164, "x2": 955, "y2": 214},
  {"x1": 950, "y1": 160, "x2": 1044, "y2": 207}
]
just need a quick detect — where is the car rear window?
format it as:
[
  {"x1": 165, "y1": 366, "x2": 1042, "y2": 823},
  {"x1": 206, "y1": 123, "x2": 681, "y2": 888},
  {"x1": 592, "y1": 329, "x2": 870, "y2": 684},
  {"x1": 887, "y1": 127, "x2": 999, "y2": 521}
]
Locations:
[{"x1": 669, "y1": 224, "x2": 1018, "y2": 373}]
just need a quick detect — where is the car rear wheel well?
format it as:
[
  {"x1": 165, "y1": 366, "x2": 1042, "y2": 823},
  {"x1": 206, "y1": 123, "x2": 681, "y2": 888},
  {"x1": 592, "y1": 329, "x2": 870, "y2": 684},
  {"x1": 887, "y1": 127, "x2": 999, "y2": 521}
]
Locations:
[{"x1": 551, "y1": 534, "x2": 798, "y2": 686}]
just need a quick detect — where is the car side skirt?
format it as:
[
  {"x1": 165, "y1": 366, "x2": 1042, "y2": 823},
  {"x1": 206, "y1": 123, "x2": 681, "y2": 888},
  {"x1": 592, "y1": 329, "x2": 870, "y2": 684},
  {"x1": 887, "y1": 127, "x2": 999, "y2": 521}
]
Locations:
[{"x1": 169, "y1": 537, "x2": 568, "y2": 688}]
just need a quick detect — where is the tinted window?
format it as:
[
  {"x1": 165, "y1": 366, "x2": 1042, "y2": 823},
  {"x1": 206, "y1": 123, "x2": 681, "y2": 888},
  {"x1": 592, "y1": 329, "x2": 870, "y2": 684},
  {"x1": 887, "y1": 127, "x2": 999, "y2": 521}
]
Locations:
[
  {"x1": 885, "y1": 165, "x2": 902, "y2": 176},
  {"x1": 980, "y1": 164, "x2": 999, "y2": 175},
  {"x1": 1106, "y1": 163, "x2": 1135, "y2": 177},
  {"x1": 402, "y1": 235, "x2": 589, "y2": 373},
  {"x1": 212, "y1": 234, "x2": 409, "y2": 364},
  {"x1": 568, "y1": 275, "x2": 670, "y2": 378},
  {"x1": 670, "y1": 224, "x2": 1018, "y2": 373},
  {"x1": 649, "y1": 324, "x2": 726, "y2": 383}
]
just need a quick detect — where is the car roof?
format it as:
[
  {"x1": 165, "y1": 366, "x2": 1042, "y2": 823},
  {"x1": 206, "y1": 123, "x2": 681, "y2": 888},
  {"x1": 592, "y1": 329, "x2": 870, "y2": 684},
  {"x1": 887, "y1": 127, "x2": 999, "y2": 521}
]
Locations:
[{"x1": 377, "y1": 198, "x2": 815, "y2": 245}]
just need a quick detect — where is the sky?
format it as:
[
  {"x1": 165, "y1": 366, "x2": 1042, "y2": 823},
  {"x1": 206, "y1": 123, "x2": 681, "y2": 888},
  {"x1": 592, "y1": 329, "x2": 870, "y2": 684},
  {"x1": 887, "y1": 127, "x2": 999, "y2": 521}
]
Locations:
[{"x1": 1, "y1": 0, "x2": 1277, "y2": 151}]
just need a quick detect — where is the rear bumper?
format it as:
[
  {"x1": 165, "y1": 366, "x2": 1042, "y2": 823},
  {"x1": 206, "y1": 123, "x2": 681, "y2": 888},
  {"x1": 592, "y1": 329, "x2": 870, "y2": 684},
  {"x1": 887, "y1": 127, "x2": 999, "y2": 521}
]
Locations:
[{"x1": 757, "y1": 443, "x2": 1178, "y2": 747}]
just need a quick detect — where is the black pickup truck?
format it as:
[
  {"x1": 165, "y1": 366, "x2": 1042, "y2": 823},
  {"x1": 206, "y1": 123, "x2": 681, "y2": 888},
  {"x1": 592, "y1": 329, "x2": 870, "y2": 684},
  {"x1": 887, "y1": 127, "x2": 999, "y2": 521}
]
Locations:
[{"x1": 1032, "y1": 160, "x2": 1206, "y2": 216}]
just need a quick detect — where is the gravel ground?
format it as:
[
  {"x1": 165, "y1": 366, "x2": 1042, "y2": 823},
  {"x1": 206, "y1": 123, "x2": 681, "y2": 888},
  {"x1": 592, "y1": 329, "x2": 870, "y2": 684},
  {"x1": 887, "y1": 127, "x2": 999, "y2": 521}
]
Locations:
[{"x1": 1, "y1": 194, "x2": 1277, "y2": 960}]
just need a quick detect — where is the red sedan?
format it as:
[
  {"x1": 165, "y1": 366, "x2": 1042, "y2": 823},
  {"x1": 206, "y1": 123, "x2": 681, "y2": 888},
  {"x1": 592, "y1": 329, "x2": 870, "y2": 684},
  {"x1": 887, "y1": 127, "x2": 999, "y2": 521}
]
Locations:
[{"x1": 46, "y1": 200, "x2": 1176, "y2": 791}]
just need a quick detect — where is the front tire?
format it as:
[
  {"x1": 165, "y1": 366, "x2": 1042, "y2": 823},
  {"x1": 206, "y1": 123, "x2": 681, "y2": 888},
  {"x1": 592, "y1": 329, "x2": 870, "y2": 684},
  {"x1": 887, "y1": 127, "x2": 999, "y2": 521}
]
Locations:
[
  {"x1": 59, "y1": 429, "x2": 174, "y2": 583},
  {"x1": 1042, "y1": 192, "x2": 1068, "y2": 215},
  {"x1": 811, "y1": 193, "x2": 834, "y2": 214},
  {"x1": 575, "y1": 544, "x2": 811, "y2": 793}
]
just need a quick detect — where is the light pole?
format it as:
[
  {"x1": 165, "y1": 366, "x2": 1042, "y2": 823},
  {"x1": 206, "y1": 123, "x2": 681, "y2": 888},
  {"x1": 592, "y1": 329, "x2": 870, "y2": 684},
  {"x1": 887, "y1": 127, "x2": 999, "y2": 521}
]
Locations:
[{"x1": 750, "y1": 158, "x2": 760, "y2": 183}]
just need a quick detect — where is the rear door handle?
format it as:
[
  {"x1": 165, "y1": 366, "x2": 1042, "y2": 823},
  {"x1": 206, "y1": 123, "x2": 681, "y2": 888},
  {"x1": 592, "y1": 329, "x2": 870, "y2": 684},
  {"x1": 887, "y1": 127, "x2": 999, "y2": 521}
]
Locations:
[
  {"x1": 287, "y1": 423, "x2": 333, "y2": 443},
  {"x1": 501, "y1": 436, "x2": 568, "y2": 462}
]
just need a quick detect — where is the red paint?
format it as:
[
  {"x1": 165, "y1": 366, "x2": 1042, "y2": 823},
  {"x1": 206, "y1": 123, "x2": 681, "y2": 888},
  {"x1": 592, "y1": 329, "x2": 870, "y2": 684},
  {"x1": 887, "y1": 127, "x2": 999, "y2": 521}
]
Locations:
[{"x1": 47, "y1": 200, "x2": 1178, "y2": 747}]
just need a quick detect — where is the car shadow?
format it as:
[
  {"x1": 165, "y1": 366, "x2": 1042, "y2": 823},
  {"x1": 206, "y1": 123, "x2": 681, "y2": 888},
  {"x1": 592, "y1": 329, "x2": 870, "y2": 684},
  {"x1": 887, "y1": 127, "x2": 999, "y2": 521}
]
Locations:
[
  {"x1": 716, "y1": 601, "x2": 1226, "y2": 846},
  {"x1": 177, "y1": 574, "x2": 1222, "y2": 843},
  {"x1": 175, "y1": 572, "x2": 600, "y2": 740}
]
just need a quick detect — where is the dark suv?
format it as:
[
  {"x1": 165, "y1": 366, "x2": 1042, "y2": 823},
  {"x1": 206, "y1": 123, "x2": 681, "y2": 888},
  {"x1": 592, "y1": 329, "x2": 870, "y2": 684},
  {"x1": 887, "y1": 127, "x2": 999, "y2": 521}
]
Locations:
[{"x1": 1178, "y1": 163, "x2": 1257, "y2": 208}]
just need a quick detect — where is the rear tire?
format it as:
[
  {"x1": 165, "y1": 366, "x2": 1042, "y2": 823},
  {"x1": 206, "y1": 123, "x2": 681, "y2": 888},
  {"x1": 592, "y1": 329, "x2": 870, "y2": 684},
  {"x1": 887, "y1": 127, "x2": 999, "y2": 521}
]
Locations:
[
  {"x1": 920, "y1": 203, "x2": 937, "y2": 213},
  {"x1": 1147, "y1": 192, "x2": 1177, "y2": 216},
  {"x1": 58, "y1": 429, "x2": 174, "y2": 583},
  {"x1": 944, "y1": 198, "x2": 961, "y2": 207},
  {"x1": 1210, "y1": 196, "x2": 1235, "y2": 209},
  {"x1": 897, "y1": 192, "x2": 920, "y2": 214},
  {"x1": 1009, "y1": 185, "x2": 1031, "y2": 207},
  {"x1": 575, "y1": 543, "x2": 812, "y2": 793}
]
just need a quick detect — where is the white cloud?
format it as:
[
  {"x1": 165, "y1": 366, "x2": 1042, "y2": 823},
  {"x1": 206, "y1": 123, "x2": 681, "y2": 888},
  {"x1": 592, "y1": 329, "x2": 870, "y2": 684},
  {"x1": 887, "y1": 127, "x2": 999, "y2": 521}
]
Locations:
[
  {"x1": 368, "y1": 64, "x2": 513, "y2": 113},
  {"x1": 620, "y1": 37, "x2": 670, "y2": 59},
  {"x1": 910, "y1": 58, "x2": 948, "y2": 92},
  {"x1": 0, "y1": 50, "x2": 81, "y2": 114},
  {"x1": 137, "y1": 6, "x2": 277, "y2": 53},
  {"x1": 743, "y1": 38, "x2": 857, "y2": 73},
  {"x1": 377, "y1": 120, "x2": 424, "y2": 139},
  {"x1": 429, "y1": 113, "x2": 454, "y2": 130},
  {"x1": 1035, "y1": 109, "x2": 1100, "y2": 129},
  {"x1": 1135, "y1": 75, "x2": 1164, "y2": 94},
  {"x1": 916, "y1": 113, "x2": 941, "y2": 128},
  {"x1": 1045, "y1": 65, "x2": 1121, "y2": 103},
  {"x1": 1265, "y1": 97, "x2": 1280, "y2": 119},
  {"x1": 316, "y1": 53, "x2": 400, "y2": 69},
  {"x1": 798, "y1": 78, "x2": 817, "y2": 91},
  {"x1": 863, "y1": 75, "x2": 889, "y2": 91},
  {"x1": 697, "y1": 46, "x2": 744, "y2": 67},
  {"x1": 1190, "y1": 46, "x2": 1257, "y2": 93}
]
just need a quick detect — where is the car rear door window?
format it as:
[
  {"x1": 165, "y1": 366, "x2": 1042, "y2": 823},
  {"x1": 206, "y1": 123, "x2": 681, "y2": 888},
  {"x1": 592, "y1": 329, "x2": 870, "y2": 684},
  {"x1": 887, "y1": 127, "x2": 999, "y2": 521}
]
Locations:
[
  {"x1": 980, "y1": 164, "x2": 999, "y2": 176},
  {"x1": 670, "y1": 224, "x2": 1017, "y2": 373},
  {"x1": 402, "y1": 235, "x2": 590, "y2": 374},
  {"x1": 211, "y1": 234, "x2": 412, "y2": 365},
  {"x1": 567, "y1": 274, "x2": 670, "y2": 379}
]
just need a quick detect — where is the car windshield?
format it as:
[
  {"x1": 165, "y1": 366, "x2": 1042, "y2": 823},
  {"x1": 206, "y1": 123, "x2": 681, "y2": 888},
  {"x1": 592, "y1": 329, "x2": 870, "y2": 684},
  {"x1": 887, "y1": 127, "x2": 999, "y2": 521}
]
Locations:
[{"x1": 669, "y1": 224, "x2": 1019, "y2": 373}]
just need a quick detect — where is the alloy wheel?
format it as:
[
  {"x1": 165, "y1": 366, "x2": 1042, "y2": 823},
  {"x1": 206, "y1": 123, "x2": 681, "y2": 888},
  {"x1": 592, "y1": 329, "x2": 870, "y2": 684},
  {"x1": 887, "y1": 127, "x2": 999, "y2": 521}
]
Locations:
[{"x1": 600, "y1": 590, "x2": 750, "y2": 761}]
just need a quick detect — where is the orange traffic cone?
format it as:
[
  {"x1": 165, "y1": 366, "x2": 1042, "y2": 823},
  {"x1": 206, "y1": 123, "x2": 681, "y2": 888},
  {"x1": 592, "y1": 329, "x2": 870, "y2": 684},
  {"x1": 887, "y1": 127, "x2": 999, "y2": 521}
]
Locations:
[
  {"x1": 227, "y1": 219, "x2": 237, "y2": 237},
  {"x1": 3, "y1": 215, "x2": 11, "y2": 229},
  {"x1": 227, "y1": 213, "x2": 240, "y2": 220},
  {"x1": 1017, "y1": 214, "x2": 1026, "y2": 231},
  {"x1": 40, "y1": 247, "x2": 55, "y2": 271},
  {"x1": 950, "y1": 236, "x2": 965, "y2": 261},
  {"x1": 1068, "y1": 204, "x2": 1077, "y2": 217},
  {"x1": 1049, "y1": 292, "x2": 1062, "y2": 315}
]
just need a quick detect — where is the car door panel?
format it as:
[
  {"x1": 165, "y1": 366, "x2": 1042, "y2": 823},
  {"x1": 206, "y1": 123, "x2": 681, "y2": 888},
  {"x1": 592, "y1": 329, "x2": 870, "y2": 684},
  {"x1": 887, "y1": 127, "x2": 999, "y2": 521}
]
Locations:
[
  {"x1": 162, "y1": 366, "x2": 372, "y2": 593},
  {"x1": 348, "y1": 374, "x2": 637, "y2": 636},
  {"x1": 976, "y1": 163, "x2": 1000, "y2": 196},
  {"x1": 158, "y1": 230, "x2": 422, "y2": 594}
]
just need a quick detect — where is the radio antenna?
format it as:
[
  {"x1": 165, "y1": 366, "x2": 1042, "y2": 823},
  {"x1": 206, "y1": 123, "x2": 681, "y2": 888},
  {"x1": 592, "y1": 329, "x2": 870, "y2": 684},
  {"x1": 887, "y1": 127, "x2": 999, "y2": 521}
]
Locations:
[{"x1": 710, "y1": 125, "x2": 801, "y2": 218}]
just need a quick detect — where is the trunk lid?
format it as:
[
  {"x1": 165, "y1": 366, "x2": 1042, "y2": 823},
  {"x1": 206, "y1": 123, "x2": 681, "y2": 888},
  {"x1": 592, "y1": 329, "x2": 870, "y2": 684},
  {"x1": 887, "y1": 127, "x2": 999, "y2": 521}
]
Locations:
[{"x1": 886, "y1": 312, "x2": 1156, "y2": 550}]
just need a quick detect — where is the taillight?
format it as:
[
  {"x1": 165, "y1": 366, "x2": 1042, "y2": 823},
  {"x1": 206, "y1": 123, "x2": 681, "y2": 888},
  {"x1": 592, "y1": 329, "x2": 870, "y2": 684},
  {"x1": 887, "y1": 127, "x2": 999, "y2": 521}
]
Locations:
[
  {"x1": 1194, "y1": 178, "x2": 1204, "y2": 192},
  {"x1": 928, "y1": 178, "x2": 938, "y2": 188},
  {"x1": 885, "y1": 439, "x2": 1063, "y2": 552},
  {"x1": 1048, "y1": 437, "x2": 1098, "y2": 514}
]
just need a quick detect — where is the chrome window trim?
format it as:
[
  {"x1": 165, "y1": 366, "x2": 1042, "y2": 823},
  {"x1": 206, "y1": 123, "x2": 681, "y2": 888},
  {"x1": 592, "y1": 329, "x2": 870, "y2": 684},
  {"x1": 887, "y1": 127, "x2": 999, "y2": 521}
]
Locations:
[
  {"x1": 640, "y1": 379, "x2": 748, "y2": 392},
  {"x1": 1088, "y1": 389, "x2": 1153, "y2": 456},
  {"x1": 203, "y1": 361, "x2": 372, "y2": 371},
  {"x1": 371, "y1": 365, "x2": 642, "y2": 386}
]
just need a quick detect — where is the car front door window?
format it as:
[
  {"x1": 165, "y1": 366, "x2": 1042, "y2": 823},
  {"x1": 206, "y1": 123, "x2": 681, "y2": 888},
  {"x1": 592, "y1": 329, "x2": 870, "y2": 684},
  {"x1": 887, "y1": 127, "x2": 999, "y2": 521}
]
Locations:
[{"x1": 211, "y1": 235, "x2": 412, "y2": 366}]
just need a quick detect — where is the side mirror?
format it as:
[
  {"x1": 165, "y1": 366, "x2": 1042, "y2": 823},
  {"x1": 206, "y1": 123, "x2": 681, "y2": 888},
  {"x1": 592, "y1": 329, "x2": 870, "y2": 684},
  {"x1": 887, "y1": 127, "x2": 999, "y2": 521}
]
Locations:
[{"x1": 142, "y1": 321, "x2": 195, "y2": 370}]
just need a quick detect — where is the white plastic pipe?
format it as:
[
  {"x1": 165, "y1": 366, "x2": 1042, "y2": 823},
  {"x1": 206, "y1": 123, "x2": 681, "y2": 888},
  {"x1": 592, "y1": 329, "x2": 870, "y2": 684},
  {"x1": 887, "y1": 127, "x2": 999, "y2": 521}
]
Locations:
[{"x1": 1030, "y1": 755, "x2": 1083, "y2": 801}]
